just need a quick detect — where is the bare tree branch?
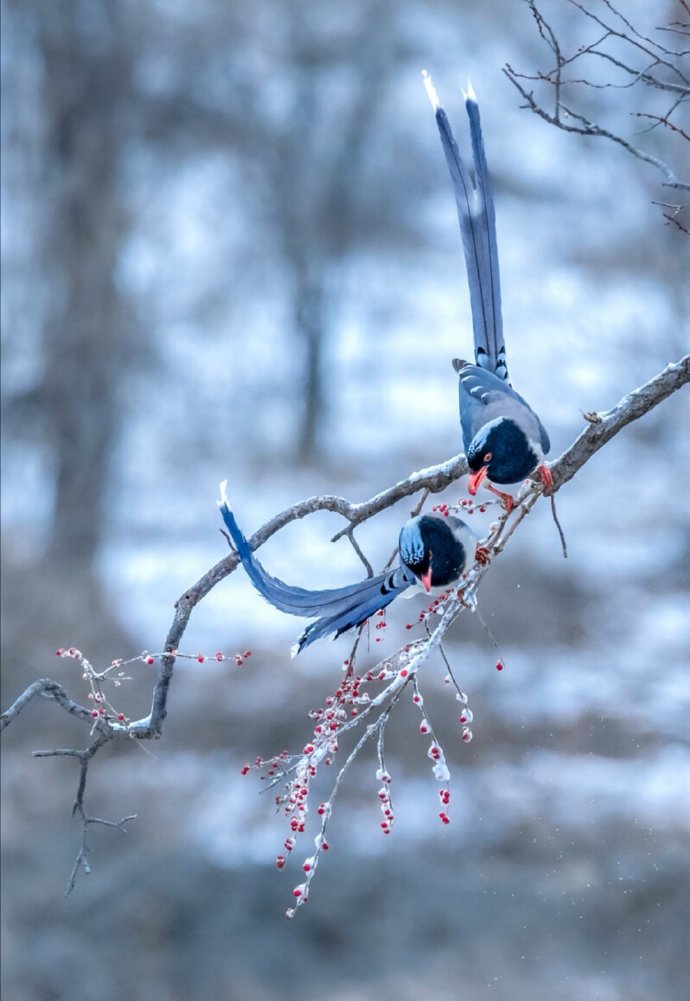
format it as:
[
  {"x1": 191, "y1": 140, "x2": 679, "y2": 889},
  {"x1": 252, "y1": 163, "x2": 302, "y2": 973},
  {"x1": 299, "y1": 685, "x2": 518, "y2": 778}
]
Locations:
[
  {"x1": 551, "y1": 356, "x2": 689, "y2": 488},
  {"x1": 1, "y1": 678, "x2": 98, "y2": 732},
  {"x1": 2, "y1": 353, "x2": 688, "y2": 891},
  {"x1": 504, "y1": 0, "x2": 690, "y2": 225}
]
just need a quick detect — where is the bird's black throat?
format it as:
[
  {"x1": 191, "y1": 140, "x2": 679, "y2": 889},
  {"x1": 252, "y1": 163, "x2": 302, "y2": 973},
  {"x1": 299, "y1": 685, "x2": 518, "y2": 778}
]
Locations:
[
  {"x1": 468, "y1": 418, "x2": 538, "y2": 484},
  {"x1": 405, "y1": 515, "x2": 466, "y2": 588}
]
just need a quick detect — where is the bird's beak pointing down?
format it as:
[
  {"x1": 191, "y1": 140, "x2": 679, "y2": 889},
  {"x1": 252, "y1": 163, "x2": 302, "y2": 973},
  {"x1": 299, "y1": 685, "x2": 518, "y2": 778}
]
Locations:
[
  {"x1": 420, "y1": 567, "x2": 433, "y2": 593},
  {"x1": 468, "y1": 466, "x2": 488, "y2": 496}
]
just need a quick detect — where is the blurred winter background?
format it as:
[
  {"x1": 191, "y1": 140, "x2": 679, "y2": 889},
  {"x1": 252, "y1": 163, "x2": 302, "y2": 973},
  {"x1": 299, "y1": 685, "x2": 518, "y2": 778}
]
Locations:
[{"x1": 2, "y1": 1, "x2": 689, "y2": 999}]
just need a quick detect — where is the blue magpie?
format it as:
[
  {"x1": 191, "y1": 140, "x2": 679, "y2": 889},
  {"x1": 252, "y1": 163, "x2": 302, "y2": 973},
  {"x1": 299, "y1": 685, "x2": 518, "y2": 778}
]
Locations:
[
  {"x1": 218, "y1": 482, "x2": 481, "y2": 655},
  {"x1": 424, "y1": 74, "x2": 552, "y2": 510}
]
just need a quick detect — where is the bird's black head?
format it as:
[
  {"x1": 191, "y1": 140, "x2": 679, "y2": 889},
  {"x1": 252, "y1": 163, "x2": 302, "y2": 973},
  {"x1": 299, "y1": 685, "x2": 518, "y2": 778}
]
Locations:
[
  {"x1": 399, "y1": 515, "x2": 468, "y2": 591},
  {"x1": 467, "y1": 417, "x2": 539, "y2": 489}
]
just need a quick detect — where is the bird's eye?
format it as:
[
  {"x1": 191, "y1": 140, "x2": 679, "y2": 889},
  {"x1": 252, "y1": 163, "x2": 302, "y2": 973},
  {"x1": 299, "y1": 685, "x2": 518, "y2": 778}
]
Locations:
[{"x1": 483, "y1": 451, "x2": 493, "y2": 463}]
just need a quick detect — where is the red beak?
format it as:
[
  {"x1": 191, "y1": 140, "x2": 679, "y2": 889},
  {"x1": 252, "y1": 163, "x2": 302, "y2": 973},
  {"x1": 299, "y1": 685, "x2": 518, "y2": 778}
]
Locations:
[
  {"x1": 420, "y1": 567, "x2": 433, "y2": 593},
  {"x1": 468, "y1": 466, "x2": 488, "y2": 496}
]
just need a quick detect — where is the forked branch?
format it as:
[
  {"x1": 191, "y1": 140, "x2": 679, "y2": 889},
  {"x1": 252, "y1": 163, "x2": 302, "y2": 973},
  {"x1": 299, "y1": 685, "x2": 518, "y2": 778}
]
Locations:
[
  {"x1": 504, "y1": 0, "x2": 690, "y2": 227},
  {"x1": 2, "y1": 353, "x2": 688, "y2": 893}
]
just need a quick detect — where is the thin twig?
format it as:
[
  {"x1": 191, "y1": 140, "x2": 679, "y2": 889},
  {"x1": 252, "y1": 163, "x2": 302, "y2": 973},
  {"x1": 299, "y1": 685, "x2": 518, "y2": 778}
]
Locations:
[
  {"x1": 1, "y1": 354, "x2": 688, "y2": 893},
  {"x1": 549, "y1": 494, "x2": 568, "y2": 559},
  {"x1": 504, "y1": 0, "x2": 690, "y2": 210}
]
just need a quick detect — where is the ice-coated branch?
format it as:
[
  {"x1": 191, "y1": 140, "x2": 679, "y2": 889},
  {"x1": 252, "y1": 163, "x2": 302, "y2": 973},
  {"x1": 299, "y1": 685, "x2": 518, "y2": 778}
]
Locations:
[
  {"x1": 3, "y1": 356, "x2": 688, "y2": 733},
  {"x1": 551, "y1": 356, "x2": 690, "y2": 489},
  {"x1": 1, "y1": 352, "x2": 688, "y2": 892},
  {"x1": 1, "y1": 678, "x2": 99, "y2": 732}
]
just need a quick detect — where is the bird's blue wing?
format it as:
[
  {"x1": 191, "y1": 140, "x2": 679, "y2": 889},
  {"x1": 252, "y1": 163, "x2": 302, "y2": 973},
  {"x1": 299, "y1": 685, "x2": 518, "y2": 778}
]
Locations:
[
  {"x1": 429, "y1": 82, "x2": 507, "y2": 381},
  {"x1": 218, "y1": 487, "x2": 414, "y2": 654},
  {"x1": 455, "y1": 362, "x2": 550, "y2": 454}
]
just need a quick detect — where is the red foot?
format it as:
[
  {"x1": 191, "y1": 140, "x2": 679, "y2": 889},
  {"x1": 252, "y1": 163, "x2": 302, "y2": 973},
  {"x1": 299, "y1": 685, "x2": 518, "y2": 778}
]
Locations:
[
  {"x1": 486, "y1": 484, "x2": 515, "y2": 512},
  {"x1": 475, "y1": 546, "x2": 490, "y2": 566},
  {"x1": 538, "y1": 463, "x2": 554, "y2": 494}
]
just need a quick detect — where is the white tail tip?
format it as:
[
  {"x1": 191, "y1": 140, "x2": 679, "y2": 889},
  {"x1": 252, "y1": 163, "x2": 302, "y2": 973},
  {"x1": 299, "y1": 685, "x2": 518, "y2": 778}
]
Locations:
[
  {"x1": 217, "y1": 479, "x2": 229, "y2": 508},
  {"x1": 422, "y1": 69, "x2": 440, "y2": 111},
  {"x1": 465, "y1": 79, "x2": 477, "y2": 103},
  {"x1": 289, "y1": 640, "x2": 301, "y2": 660}
]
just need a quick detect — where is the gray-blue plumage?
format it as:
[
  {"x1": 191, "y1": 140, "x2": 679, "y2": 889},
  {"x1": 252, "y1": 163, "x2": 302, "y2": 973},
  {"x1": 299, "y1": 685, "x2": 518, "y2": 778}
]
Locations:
[
  {"x1": 425, "y1": 75, "x2": 551, "y2": 491},
  {"x1": 455, "y1": 361, "x2": 550, "y2": 483},
  {"x1": 218, "y1": 484, "x2": 476, "y2": 655},
  {"x1": 432, "y1": 92, "x2": 506, "y2": 381}
]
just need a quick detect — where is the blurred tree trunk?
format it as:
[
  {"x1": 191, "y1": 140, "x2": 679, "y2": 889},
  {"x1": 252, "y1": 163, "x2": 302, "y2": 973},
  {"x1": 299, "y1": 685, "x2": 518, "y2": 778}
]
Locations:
[
  {"x1": 1, "y1": 1, "x2": 140, "y2": 680},
  {"x1": 35, "y1": 3, "x2": 134, "y2": 572},
  {"x1": 294, "y1": 267, "x2": 328, "y2": 463},
  {"x1": 268, "y1": 0, "x2": 399, "y2": 464}
]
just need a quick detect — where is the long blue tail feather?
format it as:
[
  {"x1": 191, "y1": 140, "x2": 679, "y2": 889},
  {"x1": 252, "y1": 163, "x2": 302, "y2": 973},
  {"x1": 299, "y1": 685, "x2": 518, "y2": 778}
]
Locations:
[
  {"x1": 294, "y1": 577, "x2": 408, "y2": 654},
  {"x1": 427, "y1": 78, "x2": 507, "y2": 381},
  {"x1": 218, "y1": 486, "x2": 414, "y2": 653}
]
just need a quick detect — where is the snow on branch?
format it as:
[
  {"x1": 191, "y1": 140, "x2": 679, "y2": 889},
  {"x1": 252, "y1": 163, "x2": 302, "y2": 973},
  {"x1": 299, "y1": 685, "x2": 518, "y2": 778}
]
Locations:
[{"x1": 2, "y1": 353, "x2": 688, "y2": 903}]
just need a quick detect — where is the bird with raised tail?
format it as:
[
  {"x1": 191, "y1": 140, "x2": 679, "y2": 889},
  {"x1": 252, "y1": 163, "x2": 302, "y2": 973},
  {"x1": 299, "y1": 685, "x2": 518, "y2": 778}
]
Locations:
[
  {"x1": 218, "y1": 483, "x2": 483, "y2": 656},
  {"x1": 423, "y1": 72, "x2": 552, "y2": 511}
]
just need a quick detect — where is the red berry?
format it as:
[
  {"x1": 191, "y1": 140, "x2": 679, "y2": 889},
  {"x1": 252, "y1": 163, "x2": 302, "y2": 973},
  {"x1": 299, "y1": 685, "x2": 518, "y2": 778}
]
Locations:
[{"x1": 496, "y1": 661, "x2": 504, "y2": 671}]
